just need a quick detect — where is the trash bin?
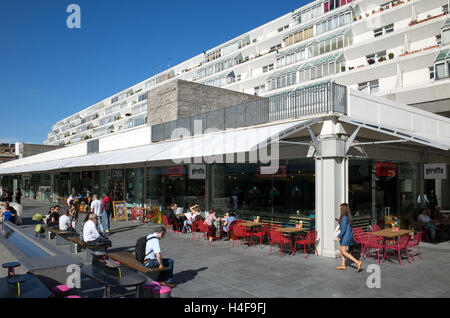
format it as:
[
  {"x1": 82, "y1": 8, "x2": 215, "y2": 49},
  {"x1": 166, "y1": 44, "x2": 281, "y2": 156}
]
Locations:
[
  {"x1": 152, "y1": 285, "x2": 171, "y2": 299},
  {"x1": 142, "y1": 281, "x2": 160, "y2": 298}
]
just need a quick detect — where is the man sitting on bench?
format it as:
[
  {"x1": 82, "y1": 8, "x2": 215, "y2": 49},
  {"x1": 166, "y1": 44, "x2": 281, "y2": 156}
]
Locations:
[
  {"x1": 143, "y1": 226, "x2": 176, "y2": 288},
  {"x1": 59, "y1": 209, "x2": 76, "y2": 232},
  {"x1": 83, "y1": 213, "x2": 111, "y2": 247}
]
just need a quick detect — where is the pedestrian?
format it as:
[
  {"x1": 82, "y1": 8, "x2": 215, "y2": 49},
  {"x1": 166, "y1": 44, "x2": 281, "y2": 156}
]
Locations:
[
  {"x1": 102, "y1": 192, "x2": 114, "y2": 234},
  {"x1": 143, "y1": 226, "x2": 176, "y2": 288},
  {"x1": 334, "y1": 203, "x2": 362, "y2": 272},
  {"x1": 0, "y1": 203, "x2": 16, "y2": 224},
  {"x1": 90, "y1": 194, "x2": 104, "y2": 234},
  {"x1": 15, "y1": 188, "x2": 22, "y2": 204},
  {"x1": 69, "y1": 200, "x2": 80, "y2": 230}
]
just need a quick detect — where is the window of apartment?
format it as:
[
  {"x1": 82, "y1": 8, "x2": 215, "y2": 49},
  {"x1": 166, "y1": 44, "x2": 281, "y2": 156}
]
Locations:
[
  {"x1": 443, "y1": 29, "x2": 450, "y2": 45},
  {"x1": 138, "y1": 94, "x2": 147, "y2": 102},
  {"x1": 254, "y1": 85, "x2": 266, "y2": 96},
  {"x1": 263, "y1": 64, "x2": 274, "y2": 73},
  {"x1": 435, "y1": 62, "x2": 447, "y2": 80},
  {"x1": 436, "y1": 34, "x2": 442, "y2": 46},
  {"x1": 111, "y1": 96, "x2": 119, "y2": 104},
  {"x1": 358, "y1": 80, "x2": 379, "y2": 94},
  {"x1": 429, "y1": 67, "x2": 435, "y2": 80},
  {"x1": 375, "y1": 24, "x2": 394, "y2": 38}
]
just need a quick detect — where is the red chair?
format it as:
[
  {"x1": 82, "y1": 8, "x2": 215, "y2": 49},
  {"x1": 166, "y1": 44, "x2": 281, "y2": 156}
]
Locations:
[
  {"x1": 408, "y1": 232, "x2": 424, "y2": 261},
  {"x1": 360, "y1": 234, "x2": 384, "y2": 264},
  {"x1": 191, "y1": 219, "x2": 201, "y2": 239},
  {"x1": 226, "y1": 220, "x2": 238, "y2": 241},
  {"x1": 130, "y1": 207, "x2": 143, "y2": 224},
  {"x1": 162, "y1": 215, "x2": 177, "y2": 233},
  {"x1": 294, "y1": 230, "x2": 318, "y2": 259},
  {"x1": 383, "y1": 235, "x2": 411, "y2": 266},
  {"x1": 371, "y1": 224, "x2": 382, "y2": 232},
  {"x1": 267, "y1": 224, "x2": 281, "y2": 245},
  {"x1": 232, "y1": 225, "x2": 252, "y2": 248},
  {"x1": 197, "y1": 222, "x2": 209, "y2": 242},
  {"x1": 251, "y1": 224, "x2": 269, "y2": 248},
  {"x1": 269, "y1": 230, "x2": 294, "y2": 258},
  {"x1": 353, "y1": 228, "x2": 365, "y2": 258}
]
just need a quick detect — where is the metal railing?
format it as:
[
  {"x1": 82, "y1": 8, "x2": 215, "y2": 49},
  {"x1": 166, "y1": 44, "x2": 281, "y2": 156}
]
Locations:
[{"x1": 151, "y1": 82, "x2": 347, "y2": 142}]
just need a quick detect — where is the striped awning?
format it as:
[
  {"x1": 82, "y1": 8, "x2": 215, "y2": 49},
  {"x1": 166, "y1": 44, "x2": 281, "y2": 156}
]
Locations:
[
  {"x1": 267, "y1": 65, "x2": 299, "y2": 80},
  {"x1": 308, "y1": 28, "x2": 350, "y2": 46}
]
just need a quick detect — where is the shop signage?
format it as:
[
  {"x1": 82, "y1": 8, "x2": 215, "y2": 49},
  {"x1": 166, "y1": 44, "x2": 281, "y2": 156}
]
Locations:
[
  {"x1": 111, "y1": 169, "x2": 124, "y2": 180},
  {"x1": 375, "y1": 163, "x2": 396, "y2": 177},
  {"x1": 257, "y1": 166, "x2": 286, "y2": 178},
  {"x1": 166, "y1": 166, "x2": 184, "y2": 177},
  {"x1": 60, "y1": 172, "x2": 70, "y2": 180},
  {"x1": 424, "y1": 164, "x2": 447, "y2": 180},
  {"x1": 189, "y1": 164, "x2": 206, "y2": 180}
]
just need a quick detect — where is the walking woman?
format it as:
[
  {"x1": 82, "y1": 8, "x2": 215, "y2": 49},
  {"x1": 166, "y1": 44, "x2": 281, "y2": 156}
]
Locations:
[{"x1": 334, "y1": 203, "x2": 362, "y2": 272}]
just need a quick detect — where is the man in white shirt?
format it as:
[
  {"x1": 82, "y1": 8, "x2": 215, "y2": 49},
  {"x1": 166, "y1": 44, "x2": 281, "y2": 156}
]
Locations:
[
  {"x1": 143, "y1": 226, "x2": 175, "y2": 288},
  {"x1": 82, "y1": 213, "x2": 111, "y2": 248},
  {"x1": 59, "y1": 210, "x2": 75, "y2": 232},
  {"x1": 90, "y1": 194, "x2": 104, "y2": 234}
]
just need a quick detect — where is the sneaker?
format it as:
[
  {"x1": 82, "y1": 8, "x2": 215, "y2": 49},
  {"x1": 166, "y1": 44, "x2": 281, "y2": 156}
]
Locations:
[{"x1": 160, "y1": 281, "x2": 176, "y2": 288}]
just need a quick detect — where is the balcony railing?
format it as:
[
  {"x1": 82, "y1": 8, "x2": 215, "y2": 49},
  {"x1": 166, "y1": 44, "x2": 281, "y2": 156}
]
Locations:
[{"x1": 151, "y1": 82, "x2": 347, "y2": 142}]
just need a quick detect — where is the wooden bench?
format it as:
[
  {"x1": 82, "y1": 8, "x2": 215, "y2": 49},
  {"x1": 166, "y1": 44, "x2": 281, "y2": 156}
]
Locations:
[
  {"x1": 66, "y1": 236, "x2": 111, "y2": 262},
  {"x1": 106, "y1": 252, "x2": 168, "y2": 282},
  {"x1": 43, "y1": 226, "x2": 78, "y2": 245}
]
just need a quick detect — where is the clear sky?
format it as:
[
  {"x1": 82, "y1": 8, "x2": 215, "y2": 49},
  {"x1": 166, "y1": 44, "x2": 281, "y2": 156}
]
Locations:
[{"x1": 0, "y1": 0, "x2": 309, "y2": 144}]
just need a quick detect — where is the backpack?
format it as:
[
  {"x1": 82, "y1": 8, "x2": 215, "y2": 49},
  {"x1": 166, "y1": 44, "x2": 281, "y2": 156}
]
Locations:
[
  {"x1": 135, "y1": 235, "x2": 158, "y2": 263},
  {"x1": 105, "y1": 200, "x2": 114, "y2": 213},
  {"x1": 35, "y1": 224, "x2": 45, "y2": 235}
]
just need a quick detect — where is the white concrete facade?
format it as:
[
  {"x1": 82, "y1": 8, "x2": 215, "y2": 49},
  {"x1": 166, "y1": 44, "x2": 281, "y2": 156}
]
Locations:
[{"x1": 42, "y1": 0, "x2": 450, "y2": 149}]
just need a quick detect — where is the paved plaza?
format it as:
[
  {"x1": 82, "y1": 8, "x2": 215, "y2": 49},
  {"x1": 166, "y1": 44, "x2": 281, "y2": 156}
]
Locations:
[{"x1": 1, "y1": 198, "x2": 449, "y2": 298}]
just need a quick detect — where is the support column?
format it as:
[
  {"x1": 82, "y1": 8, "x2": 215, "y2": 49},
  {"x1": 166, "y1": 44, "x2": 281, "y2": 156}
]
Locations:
[{"x1": 315, "y1": 120, "x2": 348, "y2": 258}]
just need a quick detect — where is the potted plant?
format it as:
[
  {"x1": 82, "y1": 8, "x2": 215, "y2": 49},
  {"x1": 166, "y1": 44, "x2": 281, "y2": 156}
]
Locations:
[
  {"x1": 368, "y1": 59, "x2": 376, "y2": 65},
  {"x1": 341, "y1": 66, "x2": 346, "y2": 72},
  {"x1": 388, "y1": 53, "x2": 394, "y2": 59},
  {"x1": 378, "y1": 56, "x2": 386, "y2": 62},
  {"x1": 349, "y1": 66, "x2": 355, "y2": 70}
]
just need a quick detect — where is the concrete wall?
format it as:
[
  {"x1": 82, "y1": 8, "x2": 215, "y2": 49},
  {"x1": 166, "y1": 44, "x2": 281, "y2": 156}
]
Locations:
[
  {"x1": 147, "y1": 80, "x2": 263, "y2": 125},
  {"x1": 20, "y1": 144, "x2": 62, "y2": 159}
]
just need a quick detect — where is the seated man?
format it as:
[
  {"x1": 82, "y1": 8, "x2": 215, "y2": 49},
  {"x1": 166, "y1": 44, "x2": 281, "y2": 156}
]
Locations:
[
  {"x1": 1, "y1": 203, "x2": 16, "y2": 224},
  {"x1": 59, "y1": 209, "x2": 76, "y2": 232},
  {"x1": 165, "y1": 203, "x2": 181, "y2": 232},
  {"x1": 417, "y1": 208, "x2": 439, "y2": 242},
  {"x1": 143, "y1": 226, "x2": 176, "y2": 288},
  {"x1": 47, "y1": 205, "x2": 61, "y2": 228},
  {"x1": 83, "y1": 213, "x2": 111, "y2": 246}
]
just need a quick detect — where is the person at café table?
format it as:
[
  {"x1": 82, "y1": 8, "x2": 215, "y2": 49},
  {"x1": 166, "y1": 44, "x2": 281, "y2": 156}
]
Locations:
[
  {"x1": 165, "y1": 203, "x2": 181, "y2": 232},
  {"x1": 222, "y1": 211, "x2": 237, "y2": 238},
  {"x1": 205, "y1": 209, "x2": 219, "y2": 242},
  {"x1": 417, "y1": 207, "x2": 439, "y2": 242},
  {"x1": 334, "y1": 203, "x2": 362, "y2": 272}
]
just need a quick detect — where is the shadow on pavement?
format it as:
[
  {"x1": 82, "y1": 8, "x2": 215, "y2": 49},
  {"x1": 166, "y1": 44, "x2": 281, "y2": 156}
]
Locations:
[{"x1": 173, "y1": 267, "x2": 208, "y2": 285}]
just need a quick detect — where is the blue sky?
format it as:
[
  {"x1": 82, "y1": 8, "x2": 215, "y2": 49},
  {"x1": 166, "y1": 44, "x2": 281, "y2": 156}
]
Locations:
[{"x1": 0, "y1": 0, "x2": 308, "y2": 144}]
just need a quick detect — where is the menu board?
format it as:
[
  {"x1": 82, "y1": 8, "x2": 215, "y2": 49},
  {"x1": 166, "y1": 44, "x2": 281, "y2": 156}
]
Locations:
[{"x1": 113, "y1": 201, "x2": 128, "y2": 222}]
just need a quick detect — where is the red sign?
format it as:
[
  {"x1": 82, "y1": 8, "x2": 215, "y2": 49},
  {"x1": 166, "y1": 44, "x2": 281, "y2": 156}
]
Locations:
[
  {"x1": 257, "y1": 166, "x2": 286, "y2": 178},
  {"x1": 166, "y1": 166, "x2": 184, "y2": 177},
  {"x1": 376, "y1": 163, "x2": 397, "y2": 177}
]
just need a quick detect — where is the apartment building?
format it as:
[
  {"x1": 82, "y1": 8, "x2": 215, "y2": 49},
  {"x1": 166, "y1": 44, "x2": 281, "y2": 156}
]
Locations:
[{"x1": 43, "y1": 0, "x2": 450, "y2": 147}]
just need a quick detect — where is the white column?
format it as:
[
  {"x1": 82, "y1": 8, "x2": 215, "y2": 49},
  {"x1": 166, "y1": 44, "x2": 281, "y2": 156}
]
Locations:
[{"x1": 315, "y1": 120, "x2": 348, "y2": 258}]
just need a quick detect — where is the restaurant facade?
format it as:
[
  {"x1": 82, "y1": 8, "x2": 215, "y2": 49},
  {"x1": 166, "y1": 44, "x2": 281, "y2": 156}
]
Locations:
[{"x1": 2, "y1": 84, "x2": 450, "y2": 258}]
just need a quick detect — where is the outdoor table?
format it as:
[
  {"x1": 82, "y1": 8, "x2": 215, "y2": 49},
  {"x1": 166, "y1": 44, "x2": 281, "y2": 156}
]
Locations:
[
  {"x1": 81, "y1": 264, "x2": 147, "y2": 298},
  {"x1": 2, "y1": 261, "x2": 21, "y2": 277},
  {"x1": 369, "y1": 229, "x2": 412, "y2": 239},
  {"x1": 0, "y1": 273, "x2": 51, "y2": 298},
  {"x1": 273, "y1": 227, "x2": 308, "y2": 255}
]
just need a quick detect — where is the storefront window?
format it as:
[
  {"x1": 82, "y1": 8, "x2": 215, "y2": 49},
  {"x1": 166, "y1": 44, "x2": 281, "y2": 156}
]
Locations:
[
  {"x1": 125, "y1": 168, "x2": 144, "y2": 207},
  {"x1": 210, "y1": 159, "x2": 315, "y2": 220},
  {"x1": 349, "y1": 160, "x2": 420, "y2": 227},
  {"x1": 146, "y1": 166, "x2": 206, "y2": 211}
]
